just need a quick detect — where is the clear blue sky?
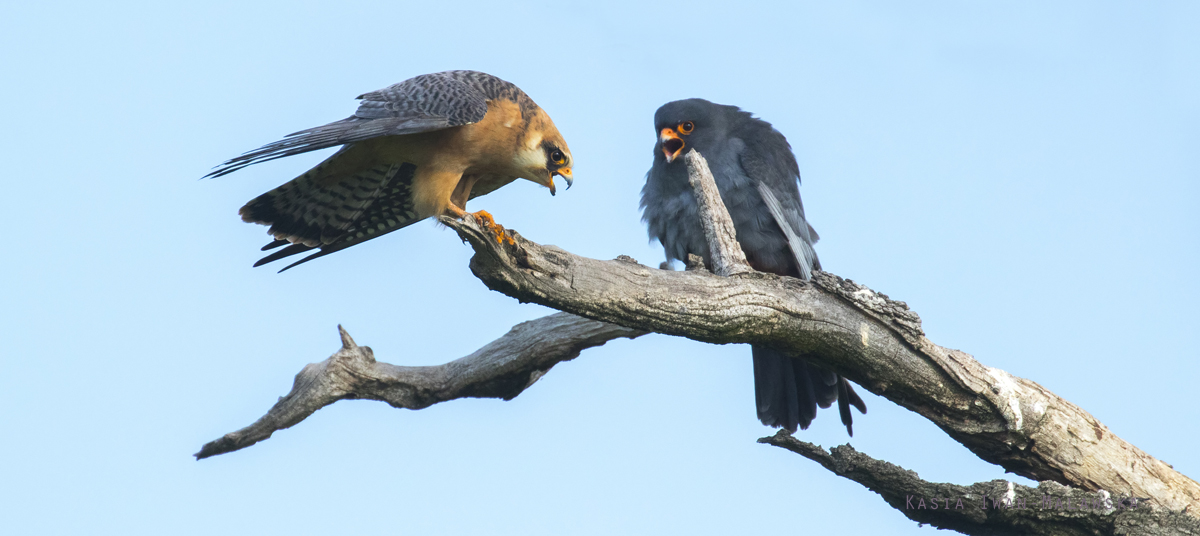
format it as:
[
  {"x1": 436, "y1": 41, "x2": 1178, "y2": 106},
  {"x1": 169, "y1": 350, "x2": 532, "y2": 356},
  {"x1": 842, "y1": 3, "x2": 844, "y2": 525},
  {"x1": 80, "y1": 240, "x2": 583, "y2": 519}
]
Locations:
[{"x1": 2, "y1": 1, "x2": 1197, "y2": 534}]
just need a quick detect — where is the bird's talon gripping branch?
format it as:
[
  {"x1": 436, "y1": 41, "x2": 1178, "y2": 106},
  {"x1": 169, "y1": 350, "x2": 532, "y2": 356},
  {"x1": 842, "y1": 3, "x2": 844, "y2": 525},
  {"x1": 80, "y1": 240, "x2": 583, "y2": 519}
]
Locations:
[
  {"x1": 469, "y1": 210, "x2": 515, "y2": 245},
  {"x1": 470, "y1": 209, "x2": 495, "y2": 228}
]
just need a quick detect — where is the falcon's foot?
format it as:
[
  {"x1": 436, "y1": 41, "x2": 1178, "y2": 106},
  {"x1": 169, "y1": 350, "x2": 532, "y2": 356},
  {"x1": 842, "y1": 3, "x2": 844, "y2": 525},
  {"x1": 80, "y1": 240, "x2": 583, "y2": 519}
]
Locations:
[{"x1": 468, "y1": 210, "x2": 515, "y2": 246}]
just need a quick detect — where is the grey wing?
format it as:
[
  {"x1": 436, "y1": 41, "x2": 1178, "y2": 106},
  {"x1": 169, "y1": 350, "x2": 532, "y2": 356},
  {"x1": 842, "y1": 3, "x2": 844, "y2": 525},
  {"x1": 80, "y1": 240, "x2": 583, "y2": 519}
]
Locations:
[
  {"x1": 205, "y1": 71, "x2": 490, "y2": 178},
  {"x1": 757, "y1": 183, "x2": 817, "y2": 280},
  {"x1": 738, "y1": 139, "x2": 821, "y2": 278}
]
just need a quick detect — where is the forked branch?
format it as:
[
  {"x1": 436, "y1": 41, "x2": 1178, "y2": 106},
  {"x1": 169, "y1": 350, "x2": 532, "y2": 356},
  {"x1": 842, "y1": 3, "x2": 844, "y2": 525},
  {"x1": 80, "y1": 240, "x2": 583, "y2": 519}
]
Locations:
[
  {"x1": 200, "y1": 150, "x2": 1198, "y2": 534},
  {"x1": 196, "y1": 314, "x2": 643, "y2": 459}
]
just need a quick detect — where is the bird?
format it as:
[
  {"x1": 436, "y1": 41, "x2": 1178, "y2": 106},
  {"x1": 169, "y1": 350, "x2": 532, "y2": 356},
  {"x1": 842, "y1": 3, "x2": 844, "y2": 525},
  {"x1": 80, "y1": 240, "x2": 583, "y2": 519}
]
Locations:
[
  {"x1": 206, "y1": 70, "x2": 573, "y2": 271},
  {"x1": 640, "y1": 98, "x2": 867, "y2": 435}
]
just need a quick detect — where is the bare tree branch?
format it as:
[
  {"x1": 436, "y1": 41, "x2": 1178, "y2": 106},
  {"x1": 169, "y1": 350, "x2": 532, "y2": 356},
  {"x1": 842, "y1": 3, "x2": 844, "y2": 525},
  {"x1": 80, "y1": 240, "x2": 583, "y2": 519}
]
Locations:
[
  {"x1": 201, "y1": 151, "x2": 1198, "y2": 533},
  {"x1": 683, "y1": 150, "x2": 751, "y2": 276},
  {"x1": 759, "y1": 431, "x2": 1200, "y2": 535},
  {"x1": 430, "y1": 175, "x2": 1199, "y2": 516},
  {"x1": 195, "y1": 313, "x2": 644, "y2": 459}
]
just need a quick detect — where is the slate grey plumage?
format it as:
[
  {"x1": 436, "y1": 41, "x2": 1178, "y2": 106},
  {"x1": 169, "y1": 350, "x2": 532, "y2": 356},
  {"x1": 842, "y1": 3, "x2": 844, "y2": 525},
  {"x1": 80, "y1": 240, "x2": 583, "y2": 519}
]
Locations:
[
  {"x1": 641, "y1": 98, "x2": 866, "y2": 434},
  {"x1": 206, "y1": 71, "x2": 536, "y2": 179}
]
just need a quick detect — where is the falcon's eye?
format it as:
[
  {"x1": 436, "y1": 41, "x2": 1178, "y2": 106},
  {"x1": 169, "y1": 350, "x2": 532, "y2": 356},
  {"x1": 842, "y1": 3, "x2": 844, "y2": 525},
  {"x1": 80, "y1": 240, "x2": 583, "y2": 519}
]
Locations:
[
  {"x1": 550, "y1": 149, "x2": 566, "y2": 165},
  {"x1": 679, "y1": 121, "x2": 695, "y2": 134}
]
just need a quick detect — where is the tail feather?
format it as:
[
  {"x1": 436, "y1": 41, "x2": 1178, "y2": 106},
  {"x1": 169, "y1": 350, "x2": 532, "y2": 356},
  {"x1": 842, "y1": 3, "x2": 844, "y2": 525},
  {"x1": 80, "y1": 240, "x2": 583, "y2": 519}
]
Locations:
[
  {"x1": 239, "y1": 152, "x2": 424, "y2": 270},
  {"x1": 260, "y1": 239, "x2": 291, "y2": 251},
  {"x1": 837, "y1": 378, "x2": 853, "y2": 436},
  {"x1": 253, "y1": 243, "x2": 315, "y2": 267},
  {"x1": 844, "y1": 377, "x2": 867, "y2": 414},
  {"x1": 815, "y1": 366, "x2": 838, "y2": 409},
  {"x1": 752, "y1": 345, "x2": 864, "y2": 435}
]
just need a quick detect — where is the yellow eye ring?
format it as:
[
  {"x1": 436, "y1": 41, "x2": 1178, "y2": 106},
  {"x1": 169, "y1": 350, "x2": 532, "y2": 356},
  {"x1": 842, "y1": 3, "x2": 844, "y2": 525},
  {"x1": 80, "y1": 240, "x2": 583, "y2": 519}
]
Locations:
[
  {"x1": 678, "y1": 121, "x2": 695, "y2": 134},
  {"x1": 550, "y1": 149, "x2": 566, "y2": 165}
]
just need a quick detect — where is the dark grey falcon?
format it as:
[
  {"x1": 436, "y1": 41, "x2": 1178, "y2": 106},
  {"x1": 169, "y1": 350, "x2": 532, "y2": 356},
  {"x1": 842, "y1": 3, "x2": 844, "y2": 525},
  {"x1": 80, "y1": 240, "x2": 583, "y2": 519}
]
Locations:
[{"x1": 640, "y1": 98, "x2": 867, "y2": 434}]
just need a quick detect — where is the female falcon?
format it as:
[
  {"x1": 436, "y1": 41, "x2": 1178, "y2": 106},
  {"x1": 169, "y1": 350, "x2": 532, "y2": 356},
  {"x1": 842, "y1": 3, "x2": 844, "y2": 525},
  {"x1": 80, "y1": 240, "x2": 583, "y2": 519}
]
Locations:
[{"x1": 207, "y1": 70, "x2": 573, "y2": 271}]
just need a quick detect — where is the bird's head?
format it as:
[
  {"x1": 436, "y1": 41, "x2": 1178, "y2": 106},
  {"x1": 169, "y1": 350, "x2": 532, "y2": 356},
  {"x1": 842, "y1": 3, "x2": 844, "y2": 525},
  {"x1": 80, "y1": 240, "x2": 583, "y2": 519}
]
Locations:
[
  {"x1": 653, "y1": 98, "x2": 736, "y2": 164},
  {"x1": 516, "y1": 113, "x2": 574, "y2": 196}
]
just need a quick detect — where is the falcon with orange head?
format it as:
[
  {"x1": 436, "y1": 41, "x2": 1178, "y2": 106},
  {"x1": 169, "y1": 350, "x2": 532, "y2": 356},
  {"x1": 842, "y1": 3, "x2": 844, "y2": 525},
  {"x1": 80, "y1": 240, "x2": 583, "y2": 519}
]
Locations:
[{"x1": 207, "y1": 70, "x2": 573, "y2": 271}]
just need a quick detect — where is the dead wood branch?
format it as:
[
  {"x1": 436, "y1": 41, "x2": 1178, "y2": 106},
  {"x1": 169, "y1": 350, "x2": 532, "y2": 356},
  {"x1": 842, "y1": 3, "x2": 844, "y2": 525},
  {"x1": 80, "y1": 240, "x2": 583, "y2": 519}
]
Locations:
[
  {"x1": 195, "y1": 313, "x2": 643, "y2": 459},
  {"x1": 760, "y1": 431, "x2": 1200, "y2": 535},
  {"x1": 201, "y1": 151, "x2": 1198, "y2": 534},
  {"x1": 683, "y1": 150, "x2": 751, "y2": 276},
  {"x1": 430, "y1": 154, "x2": 1198, "y2": 516}
]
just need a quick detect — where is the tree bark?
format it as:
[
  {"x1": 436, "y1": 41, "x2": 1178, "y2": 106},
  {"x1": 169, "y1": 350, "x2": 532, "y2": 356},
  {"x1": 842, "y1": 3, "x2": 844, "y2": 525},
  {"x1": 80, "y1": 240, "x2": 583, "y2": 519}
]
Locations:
[
  {"x1": 432, "y1": 202, "x2": 1199, "y2": 515},
  {"x1": 199, "y1": 150, "x2": 1199, "y2": 534},
  {"x1": 760, "y1": 431, "x2": 1200, "y2": 535},
  {"x1": 195, "y1": 314, "x2": 643, "y2": 459},
  {"x1": 683, "y1": 150, "x2": 751, "y2": 276}
]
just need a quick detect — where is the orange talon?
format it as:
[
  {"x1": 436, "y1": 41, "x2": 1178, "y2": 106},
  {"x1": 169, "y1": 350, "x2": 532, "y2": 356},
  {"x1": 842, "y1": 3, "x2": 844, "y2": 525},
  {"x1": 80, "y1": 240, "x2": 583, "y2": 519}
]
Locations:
[
  {"x1": 470, "y1": 209, "x2": 495, "y2": 227},
  {"x1": 468, "y1": 210, "x2": 514, "y2": 245}
]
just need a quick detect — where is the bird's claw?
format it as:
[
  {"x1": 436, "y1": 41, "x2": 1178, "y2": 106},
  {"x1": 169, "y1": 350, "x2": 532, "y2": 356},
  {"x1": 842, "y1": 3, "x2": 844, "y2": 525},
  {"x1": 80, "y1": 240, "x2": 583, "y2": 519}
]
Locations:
[{"x1": 469, "y1": 210, "x2": 515, "y2": 246}]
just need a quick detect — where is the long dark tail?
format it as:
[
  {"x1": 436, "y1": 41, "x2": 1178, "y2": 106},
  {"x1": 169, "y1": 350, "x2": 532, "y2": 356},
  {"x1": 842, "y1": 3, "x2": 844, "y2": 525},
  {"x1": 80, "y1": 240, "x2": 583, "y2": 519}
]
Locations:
[{"x1": 752, "y1": 345, "x2": 866, "y2": 435}]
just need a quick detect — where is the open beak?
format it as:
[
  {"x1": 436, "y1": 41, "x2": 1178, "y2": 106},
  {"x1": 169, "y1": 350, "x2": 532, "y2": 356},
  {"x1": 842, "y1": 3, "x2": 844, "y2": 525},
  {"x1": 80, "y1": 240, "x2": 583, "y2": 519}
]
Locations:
[
  {"x1": 553, "y1": 167, "x2": 573, "y2": 190},
  {"x1": 660, "y1": 128, "x2": 684, "y2": 163},
  {"x1": 545, "y1": 167, "x2": 572, "y2": 197}
]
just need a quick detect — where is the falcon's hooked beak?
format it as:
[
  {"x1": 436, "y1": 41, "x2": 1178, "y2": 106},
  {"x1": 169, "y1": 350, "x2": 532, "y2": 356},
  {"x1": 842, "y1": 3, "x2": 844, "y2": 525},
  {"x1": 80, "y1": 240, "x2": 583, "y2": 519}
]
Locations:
[
  {"x1": 554, "y1": 167, "x2": 573, "y2": 190},
  {"x1": 546, "y1": 168, "x2": 572, "y2": 196},
  {"x1": 660, "y1": 128, "x2": 684, "y2": 163}
]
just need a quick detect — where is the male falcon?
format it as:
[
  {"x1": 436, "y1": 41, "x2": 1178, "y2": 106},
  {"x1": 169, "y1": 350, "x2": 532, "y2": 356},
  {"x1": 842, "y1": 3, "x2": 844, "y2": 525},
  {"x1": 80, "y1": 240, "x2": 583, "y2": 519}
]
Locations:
[
  {"x1": 640, "y1": 99, "x2": 867, "y2": 434},
  {"x1": 206, "y1": 70, "x2": 573, "y2": 270}
]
